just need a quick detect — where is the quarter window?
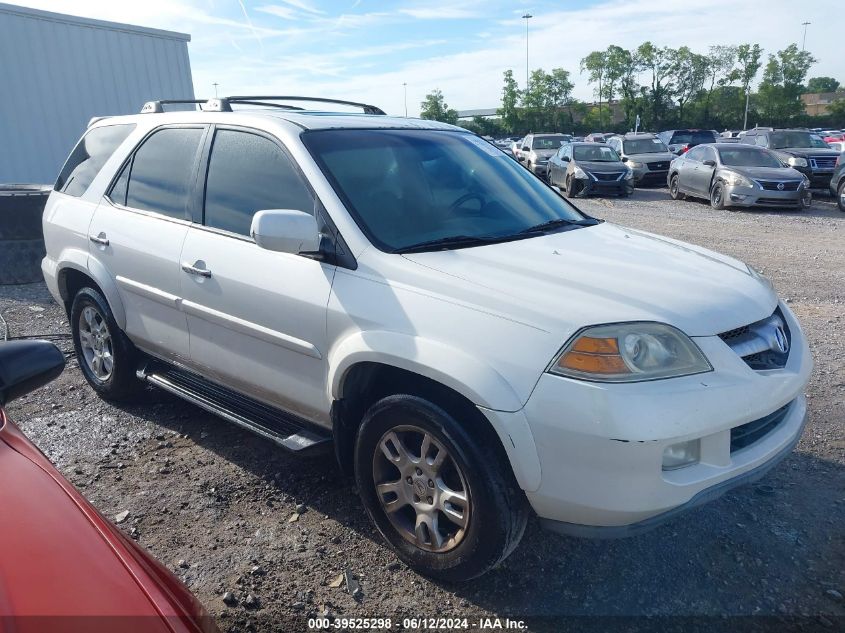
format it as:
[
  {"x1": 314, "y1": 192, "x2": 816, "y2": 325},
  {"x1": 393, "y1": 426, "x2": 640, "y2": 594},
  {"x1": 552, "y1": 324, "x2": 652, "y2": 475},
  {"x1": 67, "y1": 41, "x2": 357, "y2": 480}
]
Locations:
[
  {"x1": 203, "y1": 129, "x2": 314, "y2": 236},
  {"x1": 55, "y1": 124, "x2": 136, "y2": 197},
  {"x1": 121, "y1": 127, "x2": 205, "y2": 219}
]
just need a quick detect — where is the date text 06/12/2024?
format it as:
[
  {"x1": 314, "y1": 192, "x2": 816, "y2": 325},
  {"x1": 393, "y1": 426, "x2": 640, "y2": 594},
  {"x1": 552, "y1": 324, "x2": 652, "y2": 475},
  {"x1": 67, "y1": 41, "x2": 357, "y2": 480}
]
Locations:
[{"x1": 307, "y1": 617, "x2": 528, "y2": 630}]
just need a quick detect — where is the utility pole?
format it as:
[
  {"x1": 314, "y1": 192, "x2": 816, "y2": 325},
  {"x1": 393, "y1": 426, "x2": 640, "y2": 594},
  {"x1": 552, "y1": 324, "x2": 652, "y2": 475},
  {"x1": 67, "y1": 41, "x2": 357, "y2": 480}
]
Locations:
[
  {"x1": 522, "y1": 13, "x2": 533, "y2": 92},
  {"x1": 403, "y1": 82, "x2": 408, "y2": 117},
  {"x1": 213, "y1": 82, "x2": 219, "y2": 97},
  {"x1": 801, "y1": 21, "x2": 811, "y2": 51},
  {"x1": 743, "y1": 90, "x2": 750, "y2": 130}
]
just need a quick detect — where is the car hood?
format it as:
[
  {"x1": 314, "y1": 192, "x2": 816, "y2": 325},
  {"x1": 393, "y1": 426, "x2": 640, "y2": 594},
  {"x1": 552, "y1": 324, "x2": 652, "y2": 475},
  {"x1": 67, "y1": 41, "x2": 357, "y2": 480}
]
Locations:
[
  {"x1": 531, "y1": 149, "x2": 558, "y2": 159},
  {"x1": 401, "y1": 222, "x2": 776, "y2": 337},
  {"x1": 575, "y1": 160, "x2": 627, "y2": 173},
  {"x1": 722, "y1": 166, "x2": 806, "y2": 180},
  {"x1": 775, "y1": 147, "x2": 840, "y2": 156}
]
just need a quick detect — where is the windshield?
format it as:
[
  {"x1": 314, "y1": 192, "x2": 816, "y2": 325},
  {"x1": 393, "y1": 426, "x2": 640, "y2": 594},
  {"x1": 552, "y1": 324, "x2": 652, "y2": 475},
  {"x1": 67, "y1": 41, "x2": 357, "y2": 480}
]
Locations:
[
  {"x1": 303, "y1": 129, "x2": 589, "y2": 252},
  {"x1": 623, "y1": 138, "x2": 668, "y2": 154},
  {"x1": 718, "y1": 147, "x2": 784, "y2": 168},
  {"x1": 769, "y1": 131, "x2": 830, "y2": 149},
  {"x1": 670, "y1": 130, "x2": 717, "y2": 145},
  {"x1": 532, "y1": 135, "x2": 570, "y2": 149},
  {"x1": 573, "y1": 145, "x2": 620, "y2": 162}
]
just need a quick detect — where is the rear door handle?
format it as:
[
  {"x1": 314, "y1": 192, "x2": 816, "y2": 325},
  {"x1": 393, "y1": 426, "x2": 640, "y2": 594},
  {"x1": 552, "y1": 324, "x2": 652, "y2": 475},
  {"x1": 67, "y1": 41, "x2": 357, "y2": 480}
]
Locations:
[
  {"x1": 181, "y1": 262, "x2": 212, "y2": 278},
  {"x1": 89, "y1": 233, "x2": 109, "y2": 246}
]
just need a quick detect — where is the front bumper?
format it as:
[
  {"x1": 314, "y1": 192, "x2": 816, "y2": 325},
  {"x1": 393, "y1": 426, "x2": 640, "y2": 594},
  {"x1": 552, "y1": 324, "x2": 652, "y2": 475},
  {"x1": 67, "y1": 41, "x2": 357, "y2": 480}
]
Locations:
[
  {"x1": 632, "y1": 168, "x2": 668, "y2": 186},
  {"x1": 531, "y1": 162, "x2": 549, "y2": 176},
  {"x1": 521, "y1": 301, "x2": 812, "y2": 534},
  {"x1": 723, "y1": 184, "x2": 811, "y2": 208},
  {"x1": 573, "y1": 175, "x2": 634, "y2": 197}
]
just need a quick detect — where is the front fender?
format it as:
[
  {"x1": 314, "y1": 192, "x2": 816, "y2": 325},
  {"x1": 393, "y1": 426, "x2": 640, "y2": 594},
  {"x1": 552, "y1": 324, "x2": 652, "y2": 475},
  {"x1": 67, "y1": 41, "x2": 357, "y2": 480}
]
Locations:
[
  {"x1": 328, "y1": 330, "x2": 523, "y2": 412},
  {"x1": 327, "y1": 331, "x2": 542, "y2": 491}
]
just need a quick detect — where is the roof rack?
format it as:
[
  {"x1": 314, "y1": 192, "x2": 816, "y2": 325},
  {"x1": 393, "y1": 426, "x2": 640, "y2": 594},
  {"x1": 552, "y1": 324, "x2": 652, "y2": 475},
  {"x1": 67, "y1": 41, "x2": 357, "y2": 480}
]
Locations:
[
  {"x1": 140, "y1": 99, "x2": 219, "y2": 114},
  {"x1": 221, "y1": 96, "x2": 386, "y2": 115},
  {"x1": 140, "y1": 96, "x2": 387, "y2": 116}
]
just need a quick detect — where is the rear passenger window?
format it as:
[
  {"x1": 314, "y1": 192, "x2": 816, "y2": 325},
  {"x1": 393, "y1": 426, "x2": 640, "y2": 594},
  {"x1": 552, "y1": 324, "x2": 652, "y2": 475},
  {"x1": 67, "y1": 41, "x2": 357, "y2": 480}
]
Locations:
[
  {"x1": 124, "y1": 127, "x2": 204, "y2": 219},
  {"x1": 203, "y1": 129, "x2": 314, "y2": 237},
  {"x1": 55, "y1": 124, "x2": 136, "y2": 197}
]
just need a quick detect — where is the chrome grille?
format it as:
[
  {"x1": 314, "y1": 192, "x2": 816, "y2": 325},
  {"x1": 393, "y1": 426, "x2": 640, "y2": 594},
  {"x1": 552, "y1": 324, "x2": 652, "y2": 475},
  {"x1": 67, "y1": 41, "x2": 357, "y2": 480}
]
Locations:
[
  {"x1": 809, "y1": 156, "x2": 836, "y2": 171},
  {"x1": 754, "y1": 180, "x2": 801, "y2": 191},
  {"x1": 718, "y1": 307, "x2": 790, "y2": 370},
  {"x1": 647, "y1": 161, "x2": 670, "y2": 171}
]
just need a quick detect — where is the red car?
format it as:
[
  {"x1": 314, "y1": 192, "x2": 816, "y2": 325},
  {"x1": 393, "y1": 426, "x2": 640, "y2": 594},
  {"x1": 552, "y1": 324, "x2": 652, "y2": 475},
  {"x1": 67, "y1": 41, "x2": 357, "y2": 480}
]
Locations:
[{"x1": 0, "y1": 340, "x2": 218, "y2": 633}]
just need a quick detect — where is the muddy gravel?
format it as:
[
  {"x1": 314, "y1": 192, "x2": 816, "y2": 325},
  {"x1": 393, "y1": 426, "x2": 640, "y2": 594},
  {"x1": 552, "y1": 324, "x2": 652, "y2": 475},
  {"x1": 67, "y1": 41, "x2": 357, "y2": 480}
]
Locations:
[{"x1": 1, "y1": 188, "x2": 843, "y2": 632}]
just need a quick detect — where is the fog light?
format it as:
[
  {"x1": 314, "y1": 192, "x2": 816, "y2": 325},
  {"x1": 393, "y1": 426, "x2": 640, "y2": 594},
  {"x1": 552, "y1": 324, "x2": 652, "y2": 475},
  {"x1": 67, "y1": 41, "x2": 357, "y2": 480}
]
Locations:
[
  {"x1": 662, "y1": 439, "x2": 700, "y2": 470},
  {"x1": 730, "y1": 193, "x2": 747, "y2": 202}
]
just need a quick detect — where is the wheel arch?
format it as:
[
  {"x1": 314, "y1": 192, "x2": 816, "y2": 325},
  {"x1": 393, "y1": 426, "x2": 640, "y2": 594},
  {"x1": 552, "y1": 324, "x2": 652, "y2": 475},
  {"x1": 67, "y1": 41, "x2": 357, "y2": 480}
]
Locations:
[{"x1": 57, "y1": 257, "x2": 126, "y2": 329}]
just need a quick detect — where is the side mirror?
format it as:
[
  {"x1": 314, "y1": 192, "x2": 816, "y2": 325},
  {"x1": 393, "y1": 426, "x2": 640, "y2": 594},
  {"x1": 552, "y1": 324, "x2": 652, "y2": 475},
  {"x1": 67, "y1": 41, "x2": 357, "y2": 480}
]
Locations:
[
  {"x1": 561, "y1": 155, "x2": 570, "y2": 162},
  {"x1": 0, "y1": 340, "x2": 65, "y2": 406},
  {"x1": 703, "y1": 159, "x2": 716, "y2": 167},
  {"x1": 250, "y1": 209, "x2": 320, "y2": 255},
  {"x1": 522, "y1": 146, "x2": 530, "y2": 152}
]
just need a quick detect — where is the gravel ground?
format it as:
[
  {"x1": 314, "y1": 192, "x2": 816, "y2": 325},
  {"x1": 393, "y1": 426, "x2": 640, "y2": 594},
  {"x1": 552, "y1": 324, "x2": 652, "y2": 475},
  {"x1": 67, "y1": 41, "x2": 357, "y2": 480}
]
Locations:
[{"x1": 1, "y1": 188, "x2": 843, "y2": 632}]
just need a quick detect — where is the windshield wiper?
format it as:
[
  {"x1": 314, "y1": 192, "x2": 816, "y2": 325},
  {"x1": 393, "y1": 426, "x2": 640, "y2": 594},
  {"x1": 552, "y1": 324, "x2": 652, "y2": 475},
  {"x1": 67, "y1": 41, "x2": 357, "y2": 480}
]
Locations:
[
  {"x1": 518, "y1": 217, "x2": 598, "y2": 235},
  {"x1": 395, "y1": 234, "x2": 508, "y2": 254}
]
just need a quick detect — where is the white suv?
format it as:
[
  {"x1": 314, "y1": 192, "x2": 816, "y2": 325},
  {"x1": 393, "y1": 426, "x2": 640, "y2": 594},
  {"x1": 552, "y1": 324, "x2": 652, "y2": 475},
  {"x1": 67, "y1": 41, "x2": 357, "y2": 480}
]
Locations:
[{"x1": 42, "y1": 97, "x2": 812, "y2": 580}]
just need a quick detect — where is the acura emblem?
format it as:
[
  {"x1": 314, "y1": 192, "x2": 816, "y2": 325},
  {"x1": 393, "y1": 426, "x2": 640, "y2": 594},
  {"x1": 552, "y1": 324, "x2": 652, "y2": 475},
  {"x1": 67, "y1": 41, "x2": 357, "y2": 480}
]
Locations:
[
  {"x1": 773, "y1": 326, "x2": 789, "y2": 353},
  {"x1": 777, "y1": 182, "x2": 785, "y2": 191}
]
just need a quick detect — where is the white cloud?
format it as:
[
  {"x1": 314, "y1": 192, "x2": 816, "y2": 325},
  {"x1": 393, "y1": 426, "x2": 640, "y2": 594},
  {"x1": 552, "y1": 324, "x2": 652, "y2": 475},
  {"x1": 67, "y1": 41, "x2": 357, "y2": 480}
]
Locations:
[{"x1": 276, "y1": 0, "x2": 324, "y2": 15}]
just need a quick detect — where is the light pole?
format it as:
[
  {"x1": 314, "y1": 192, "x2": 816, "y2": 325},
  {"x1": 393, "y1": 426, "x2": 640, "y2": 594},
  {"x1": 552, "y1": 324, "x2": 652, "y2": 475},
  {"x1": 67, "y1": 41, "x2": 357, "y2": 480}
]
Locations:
[
  {"x1": 522, "y1": 13, "x2": 532, "y2": 92},
  {"x1": 213, "y1": 82, "x2": 219, "y2": 97},
  {"x1": 801, "y1": 21, "x2": 811, "y2": 51},
  {"x1": 403, "y1": 82, "x2": 408, "y2": 117}
]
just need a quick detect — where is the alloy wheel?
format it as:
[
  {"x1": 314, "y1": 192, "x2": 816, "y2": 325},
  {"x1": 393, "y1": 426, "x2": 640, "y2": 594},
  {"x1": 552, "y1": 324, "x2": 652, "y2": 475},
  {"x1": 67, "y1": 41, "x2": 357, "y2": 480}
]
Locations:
[
  {"x1": 372, "y1": 425, "x2": 471, "y2": 553},
  {"x1": 78, "y1": 305, "x2": 114, "y2": 381}
]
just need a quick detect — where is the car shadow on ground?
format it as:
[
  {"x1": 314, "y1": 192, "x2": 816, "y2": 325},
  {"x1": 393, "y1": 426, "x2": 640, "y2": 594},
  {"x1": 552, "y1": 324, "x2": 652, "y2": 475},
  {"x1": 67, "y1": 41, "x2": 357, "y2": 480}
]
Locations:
[{"x1": 113, "y1": 389, "x2": 845, "y2": 619}]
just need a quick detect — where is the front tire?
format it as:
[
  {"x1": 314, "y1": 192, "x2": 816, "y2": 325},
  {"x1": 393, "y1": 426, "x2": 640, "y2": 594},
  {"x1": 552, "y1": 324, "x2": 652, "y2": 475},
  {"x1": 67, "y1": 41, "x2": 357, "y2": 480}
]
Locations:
[
  {"x1": 70, "y1": 287, "x2": 142, "y2": 401},
  {"x1": 838, "y1": 179, "x2": 845, "y2": 212},
  {"x1": 354, "y1": 395, "x2": 528, "y2": 581},
  {"x1": 710, "y1": 182, "x2": 727, "y2": 210},
  {"x1": 564, "y1": 176, "x2": 580, "y2": 198}
]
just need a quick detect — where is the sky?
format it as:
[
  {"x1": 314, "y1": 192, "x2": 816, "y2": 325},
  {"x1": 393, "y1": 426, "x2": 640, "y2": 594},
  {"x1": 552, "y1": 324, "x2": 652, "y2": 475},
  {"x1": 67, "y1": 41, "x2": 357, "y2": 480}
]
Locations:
[{"x1": 10, "y1": 0, "x2": 842, "y2": 117}]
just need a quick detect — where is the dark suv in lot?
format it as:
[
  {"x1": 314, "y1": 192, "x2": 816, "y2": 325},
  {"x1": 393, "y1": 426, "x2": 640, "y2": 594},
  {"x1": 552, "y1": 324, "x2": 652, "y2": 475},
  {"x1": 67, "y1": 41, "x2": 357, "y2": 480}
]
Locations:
[
  {"x1": 830, "y1": 152, "x2": 845, "y2": 212},
  {"x1": 657, "y1": 129, "x2": 718, "y2": 155},
  {"x1": 740, "y1": 128, "x2": 840, "y2": 189}
]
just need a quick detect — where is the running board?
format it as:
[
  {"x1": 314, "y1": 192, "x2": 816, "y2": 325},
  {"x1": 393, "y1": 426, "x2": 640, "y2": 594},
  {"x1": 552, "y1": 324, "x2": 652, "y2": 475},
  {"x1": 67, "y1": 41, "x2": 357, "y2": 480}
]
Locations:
[{"x1": 137, "y1": 362, "x2": 331, "y2": 453}]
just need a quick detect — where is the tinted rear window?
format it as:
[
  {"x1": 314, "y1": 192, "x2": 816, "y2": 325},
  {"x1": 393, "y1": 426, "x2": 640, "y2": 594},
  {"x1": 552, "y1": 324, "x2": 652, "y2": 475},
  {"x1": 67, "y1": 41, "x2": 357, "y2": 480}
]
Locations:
[
  {"x1": 670, "y1": 130, "x2": 717, "y2": 145},
  {"x1": 55, "y1": 124, "x2": 136, "y2": 197},
  {"x1": 124, "y1": 127, "x2": 204, "y2": 220}
]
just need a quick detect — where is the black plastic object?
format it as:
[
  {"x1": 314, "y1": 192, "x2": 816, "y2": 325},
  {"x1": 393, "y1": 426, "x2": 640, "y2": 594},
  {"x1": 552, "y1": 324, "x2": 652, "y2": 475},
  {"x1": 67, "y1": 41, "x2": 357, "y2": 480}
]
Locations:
[
  {"x1": 0, "y1": 185, "x2": 50, "y2": 284},
  {"x1": 0, "y1": 340, "x2": 65, "y2": 405}
]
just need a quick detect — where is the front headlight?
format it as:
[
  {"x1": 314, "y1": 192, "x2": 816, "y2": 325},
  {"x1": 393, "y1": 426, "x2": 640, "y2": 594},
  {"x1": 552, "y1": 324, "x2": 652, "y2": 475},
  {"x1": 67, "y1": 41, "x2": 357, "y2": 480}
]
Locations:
[
  {"x1": 549, "y1": 322, "x2": 712, "y2": 383},
  {"x1": 623, "y1": 168, "x2": 634, "y2": 180},
  {"x1": 787, "y1": 156, "x2": 808, "y2": 168},
  {"x1": 722, "y1": 171, "x2": 754, "y2": 187},
  {"x1": 628, "y1": 161, "x2": 645, "y2": 168},
  {"x1": 573, "y1": 166, "x2": 588, "y2": 179}
]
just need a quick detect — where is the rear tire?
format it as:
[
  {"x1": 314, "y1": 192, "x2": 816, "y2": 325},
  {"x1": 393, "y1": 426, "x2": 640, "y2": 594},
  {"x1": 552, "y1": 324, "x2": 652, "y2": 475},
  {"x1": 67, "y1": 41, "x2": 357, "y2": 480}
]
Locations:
[
  {"x1": 354, "y1": 394, "x2": 528, "y2": 581},
  {"x1": 70, "y1": 287, "x2": 142, "y2": 401},
  {"x1": 669, "y1": 174, "x2": 685, "y2": 200}
]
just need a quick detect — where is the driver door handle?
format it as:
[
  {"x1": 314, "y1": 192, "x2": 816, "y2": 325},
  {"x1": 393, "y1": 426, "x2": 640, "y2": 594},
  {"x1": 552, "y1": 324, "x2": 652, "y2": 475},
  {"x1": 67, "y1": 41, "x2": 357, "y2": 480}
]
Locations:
[
  {"x1": 181, "y1": 263, "x2": 212, "y2": 278},
  {"x1": 89, "y1": 233, "x2": 109, "y2": 246}
]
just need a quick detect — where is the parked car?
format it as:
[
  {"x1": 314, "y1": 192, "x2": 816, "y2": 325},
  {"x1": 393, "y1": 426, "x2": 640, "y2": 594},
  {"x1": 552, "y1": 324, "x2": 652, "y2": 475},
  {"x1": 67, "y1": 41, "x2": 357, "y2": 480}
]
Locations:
[
  {"x1": 827, "y1": 141, "x2": 845, "y2": 153},
  {"x1": 547, "y1": 141, "x2": 634, "y2": 197},
  {"x1": 606, "y1": 133, "x2": 675, "y2": 186},
  {"x1": 668, "y1": 143, "x2": 811, "y2": 210},
  {"x1": 657, "y1": 129, "x2": 719, "y2": 155},
  {"x1": 584, "y1": 132, "x2": 613, "y2": 143},
  {"x1": 721, "y1": 130, "x2": 743, "y2": 138},
  {"x1": 829, "y1": 152, "x2": 845, "y2": 212},
  {"x1": 517, "y1": 133, "x2": 572, "y2": 177},
  {"x1": 0, "y1": 340, "x2": 217, "y2": 632},
  {"x1": 43, "y1": 96, "x2": 812, "y2": 581},
  {"x1": 739, "y1": 128, "x2": 840, "y2": 189}
]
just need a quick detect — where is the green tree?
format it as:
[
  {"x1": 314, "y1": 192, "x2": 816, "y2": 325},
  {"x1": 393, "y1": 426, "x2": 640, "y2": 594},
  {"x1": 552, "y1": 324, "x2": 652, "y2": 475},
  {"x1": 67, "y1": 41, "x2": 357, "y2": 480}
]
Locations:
[
  {"x1": 547, "y1": 68, "x2": 576, "y2": 129},
  {"x1": 605, "y1": 46, "x2": 639, "y2": 129},
  {"x1": 757, "y1": 44, "x2": 817, "y2": 124},
  {"x1": 827, "y1": 97, "x2": 845, "y2": 124},
  {"x1": 581, "y1": 50, "x2": 609, "y2": 128},
  {"x1": 728, "y1": 43, "x2": 763, "y2": 128},
  {"x1": 671, "y1": 46, "x2": 709, "y2": 125},
  {"x1": 636, "y1": 42, "x2": 675, "y2": 129},
  {"x1": 806, "y1": 76, "x2": 840, "y2": 93},
  {"x1": 498, "y1": 69, "x2": 523, "y2": 133},
  {"x1": 420, "y1": 89, "x2": 458, "y2": 124},
  {"x1": 702, "y1": 45, "x2": 737, "y2": 127}
]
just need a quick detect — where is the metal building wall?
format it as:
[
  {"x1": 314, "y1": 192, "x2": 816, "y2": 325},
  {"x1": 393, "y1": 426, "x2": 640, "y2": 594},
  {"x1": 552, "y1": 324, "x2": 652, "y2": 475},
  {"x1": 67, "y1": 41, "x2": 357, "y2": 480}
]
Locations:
[{"x1": 0, "y1": 3, "x2": 194, "y2": 184}]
